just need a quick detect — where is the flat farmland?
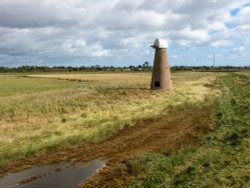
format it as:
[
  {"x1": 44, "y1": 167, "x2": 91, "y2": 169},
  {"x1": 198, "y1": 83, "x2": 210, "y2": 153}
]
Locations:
[
  {"x1": 29, "y1": 73, "x2": 151, "y2": 87},
  {"x1": 0, "y1": 72, "x2": 249, "y2": 187},
  {"x1": 0, "y1": 75, "x2": 81, "y2": 97},
  {"x1": 0, "y1": 72, "x2": 219, "y2": 166}
]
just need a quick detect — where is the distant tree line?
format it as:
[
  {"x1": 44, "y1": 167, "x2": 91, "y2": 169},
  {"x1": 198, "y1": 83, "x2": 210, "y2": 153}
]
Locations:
[{"x1": 0, "y1": 64, "x2": 249, "y2": 73}]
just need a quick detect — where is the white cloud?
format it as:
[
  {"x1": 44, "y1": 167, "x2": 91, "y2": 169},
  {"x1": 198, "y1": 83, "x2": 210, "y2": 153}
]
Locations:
[
  {"x1": 89, "y1": 44, "x2": 111, "y2": 57},
  {"x1": 90, "y1": 49, "x2": 110, "y2": 57},
  {"x1": 0, "y1": 0, "x2": 249, "y2": 66},
  {"x1": 233, "y1": 6, "x2": 250, "y2": 25},
  {"x1": 211, "y1": 40, "x2": 233, "y2": 47},
  {"x1": 230, "y1": 46, "x2": 245, "y2": 56}
]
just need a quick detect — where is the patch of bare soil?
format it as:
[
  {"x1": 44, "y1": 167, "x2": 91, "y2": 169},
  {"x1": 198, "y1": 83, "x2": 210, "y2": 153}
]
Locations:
[
  {"x1": 0, "y1": 105, "x2": 213, "y2": 187},
  {"x1": 81, "y1": 105, "x2": 213, "y2": 187}
]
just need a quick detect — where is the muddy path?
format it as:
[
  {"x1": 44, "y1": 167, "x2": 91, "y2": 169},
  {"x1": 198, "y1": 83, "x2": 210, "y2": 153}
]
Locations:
[{"x1": 1, "y1": 104, "x2": 213, "y2": 187}]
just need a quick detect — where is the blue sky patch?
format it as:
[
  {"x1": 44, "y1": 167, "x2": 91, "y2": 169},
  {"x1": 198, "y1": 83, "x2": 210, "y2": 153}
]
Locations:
[{"x1": 231, "y1": 8, "x2": 240, "y2": 16}]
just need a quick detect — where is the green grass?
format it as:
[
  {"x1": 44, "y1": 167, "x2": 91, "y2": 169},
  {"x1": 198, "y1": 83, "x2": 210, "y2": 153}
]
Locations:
[
  {"x1": 109, "y1": 74, "x2": 250, "y2": 188},
  {"x1": 0, "y1": 72, "x2": 221, "y2": 169},
  {"x1": 0, "y1": 75, "x2": 81, "y2": 97}
]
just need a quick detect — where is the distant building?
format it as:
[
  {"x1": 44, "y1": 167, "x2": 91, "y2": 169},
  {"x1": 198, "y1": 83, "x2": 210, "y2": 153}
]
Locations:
[{"x1": 150, "y1": 38, "x2": 173, "y2": 91}]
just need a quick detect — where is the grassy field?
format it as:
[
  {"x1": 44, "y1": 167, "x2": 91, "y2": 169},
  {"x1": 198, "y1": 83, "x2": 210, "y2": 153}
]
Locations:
[
  {"x1": 28, "y1": 73, "x2": 151, "y2": 87},
  {"x1": 1, "y1": 71, "x2": 249, "y2": 187},
  {"x1": 89, "y1": 73, "x2": 250, "y2": 188},
  {"x1": 0, "y1": 72, "x2": 222, "y2": 169},
  {"x1": 0, "y1": 75, "x2": 81, "y2": 97}
]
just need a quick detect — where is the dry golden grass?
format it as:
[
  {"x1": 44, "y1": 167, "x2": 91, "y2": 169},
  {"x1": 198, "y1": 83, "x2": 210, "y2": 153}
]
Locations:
[
  {"x1": 238, "y1": 71, "x2": 250, "y2": 76},
  {"x1": 0, "y1": 72, "x2": 225, "y2": 167},
  {"x1": 29, "y1": 73, "x2": 151, "y2": 88}
]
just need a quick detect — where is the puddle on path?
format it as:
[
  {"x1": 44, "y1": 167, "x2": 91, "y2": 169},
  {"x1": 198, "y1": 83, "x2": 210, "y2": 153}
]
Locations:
[{"x1": 0, "y1": 159, "x2": 105, "y2": 188}]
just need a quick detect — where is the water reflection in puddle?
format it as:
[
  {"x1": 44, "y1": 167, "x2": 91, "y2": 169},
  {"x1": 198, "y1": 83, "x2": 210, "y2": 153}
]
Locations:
[{"x1": 0, "y1": 159, "x2": 105, "y2": 188}]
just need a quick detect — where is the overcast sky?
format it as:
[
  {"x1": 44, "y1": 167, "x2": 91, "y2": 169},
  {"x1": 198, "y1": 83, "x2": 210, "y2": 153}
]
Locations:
[{"x1": 0, "y1": 0, "x2": 250, "y2": 67}]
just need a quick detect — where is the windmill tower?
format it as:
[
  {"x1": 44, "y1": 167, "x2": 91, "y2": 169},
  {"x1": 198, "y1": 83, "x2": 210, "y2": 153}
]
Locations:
[{"x1": 150, "y1": 38, "x2": 173, "y2": 91}]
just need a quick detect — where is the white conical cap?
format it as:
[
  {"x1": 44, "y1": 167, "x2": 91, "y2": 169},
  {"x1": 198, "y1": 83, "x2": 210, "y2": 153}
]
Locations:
[{"x1": 152, "y1": 38, "x2": 168, "y2": 48}]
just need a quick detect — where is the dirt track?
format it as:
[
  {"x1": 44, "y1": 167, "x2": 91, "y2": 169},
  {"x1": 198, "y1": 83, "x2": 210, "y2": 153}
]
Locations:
[
  {"x1": 1, "y1": 105, "x2": 213, "y2": 187},
  {"x1": 81, "y1": 105, "x2": 213, "y2": 187}
]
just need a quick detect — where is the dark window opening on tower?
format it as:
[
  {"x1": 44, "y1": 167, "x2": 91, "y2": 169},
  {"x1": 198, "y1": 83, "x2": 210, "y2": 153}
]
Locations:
[{"x1": 155, "y1": 81, "x2": 160, "y2": 87}]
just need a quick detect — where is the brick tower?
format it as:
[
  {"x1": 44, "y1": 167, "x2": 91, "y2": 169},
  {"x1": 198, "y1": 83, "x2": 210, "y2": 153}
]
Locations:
[{"x1": 150, "y1": 38, "x2": 173, "y2": 90}]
